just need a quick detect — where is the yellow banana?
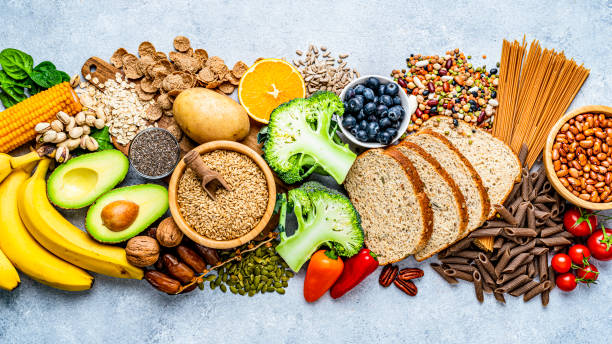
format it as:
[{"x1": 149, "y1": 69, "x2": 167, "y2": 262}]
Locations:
[
  {"x1": 0, "y1": 248, "x2": 19, "y2": 291},
  {"x1": 0, "y1": 167, "x2": 93, "y2": 291},
  {"x1": 18, "y1": 159, "x2": 143, "y2": 280},
  {"x1": 0, "y1": 151, "x2": 41, "y2": 184}
]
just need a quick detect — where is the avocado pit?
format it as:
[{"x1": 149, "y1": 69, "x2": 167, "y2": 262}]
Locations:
[{"x1": 101, "y1": 200, "x2": 140, "y2": 232}]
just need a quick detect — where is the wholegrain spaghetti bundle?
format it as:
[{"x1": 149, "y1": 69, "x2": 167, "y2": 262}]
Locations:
[{"x1": 493, "y1": 38, "x2": 589, "y2": 167}]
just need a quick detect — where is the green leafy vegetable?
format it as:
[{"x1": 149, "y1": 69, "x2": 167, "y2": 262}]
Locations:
[
  {"x1": 31, "y1": 61, "x2": 70, "y2": 89},
  {"x1": 0, "y1": 49, "x2": 33, "y2": 80},
  {"x1": 89, "y1": 126, "x2": 114, "y2": 151},
  {"x1": 0, "y1": 90, "x2": 19, "y2": 108}
]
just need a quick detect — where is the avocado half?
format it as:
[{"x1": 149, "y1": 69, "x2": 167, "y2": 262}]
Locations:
[
  {"x1": 86, "y1": 184, "x2": 169, "y2": 243},
  {"x1": 47, "y1": 150, "x2": 129, "y2": 209}
]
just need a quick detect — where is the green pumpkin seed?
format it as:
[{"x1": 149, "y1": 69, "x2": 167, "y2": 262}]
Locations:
[
  {"x1": 210, "y1": 283, "x2": 217, "y2": 290},
  {"x1": 198, "y1": 283, "x2": 205, "y2": 290},
  {"x1": 220, "y1": 284, "x2": 227, "y2": 293},
  {"x1": 280, "y1": 276, "x2": 289, "y2": 281},
  {"x1": 267, "y1": 286, "x2": 275, "y2": 292},
  {"x1": 276, "y1": 288, "x2": 285, "y2": 294},
  {"x1": 205, "y1": 275, "x2": 216, "y2": 282},
  {"x1": 282, "y1": 281, "x2": 288, "y2": 288},
  {"x1": 274, "y1": 282, "x2": 282, "y2": 288},
  {"x1": 248, "y1": 290, "x2": 255, "y2": 297},
  {"x1": 230, "y1": 286, "x2": 238, "y2": 294},
  {"x1": 238, "y1": 289, "x2": 246, "y2": 296}
]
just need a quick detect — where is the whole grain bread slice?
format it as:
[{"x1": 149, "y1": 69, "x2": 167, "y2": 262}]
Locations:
[
  {"x1": 408, "y1": 129, "x2": 490, "y2": 233},
  {"x1": 343, "y1": 149, "x2": 433, "y2": 265},
  {"x1": 421, "y1": 116, "x2": 521, "y2": 219},
  {"x1": 391, "y1": 143, "x2": 467, "y2": 261}
]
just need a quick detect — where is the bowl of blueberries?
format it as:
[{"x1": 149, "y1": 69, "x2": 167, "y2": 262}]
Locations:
[{"x1": 339, "y1": 75, "x2": 417, "y2": 148}]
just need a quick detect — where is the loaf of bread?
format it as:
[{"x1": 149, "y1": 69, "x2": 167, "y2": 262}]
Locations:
[{"x1": 344, "y1": 149, "x2": 433, "y2": 265}]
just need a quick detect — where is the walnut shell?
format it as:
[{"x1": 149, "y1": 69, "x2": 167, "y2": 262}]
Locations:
[
  {"x1": 125, "y1": 236, "x2": 160, "y2": 267},
  {"x1": 156, "y1": 217, "x2": 184, "y2": 247}
]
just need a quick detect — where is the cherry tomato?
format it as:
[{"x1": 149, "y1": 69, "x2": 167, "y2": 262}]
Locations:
[
  {"x1": 568, "y1": 244, "x2": 591, "y2": 265},
  {"x1": 563, "y1": 208, "x2": 598, "y2": 236},
  {"x1": 556, "y1": 273, "x2": 577, "y2": 292},
  {"x1": 587, "y1": 227, "x2": 612, "y2": 261},
  {"x1": 551, "y1": 253, "x2": 572, "y2": 273},
  {"x1": 576, "y1": 264, "x2": 599, "y2": 284}
]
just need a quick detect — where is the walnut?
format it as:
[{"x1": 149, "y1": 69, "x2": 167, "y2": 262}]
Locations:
[
  {"x1": 156, "y1": 217, "x2": 184, "y2": 247},
  {"x1": 125, "y1": 236, "x2": 160, "y2": 267}
]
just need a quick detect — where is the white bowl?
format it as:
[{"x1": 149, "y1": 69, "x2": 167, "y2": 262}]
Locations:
[{"x1": 338, "y1": 75, "x2": 416, "y2": 149}]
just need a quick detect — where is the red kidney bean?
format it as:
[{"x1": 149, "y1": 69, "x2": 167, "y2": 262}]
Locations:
[
  {"x1": 397, "y1": 78, "x2": 407, "y2": 88},
  {"x1": 427, "y1": 82, "x2": 435, "y2": 93}
]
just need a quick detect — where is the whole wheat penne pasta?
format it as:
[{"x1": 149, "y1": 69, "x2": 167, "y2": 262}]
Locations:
[
  {"x1": 524, "y1": 281, "x2": 552, "y2": 302},
  {"x1": 552, "y1": 245, "x2": 566, "y2": 253},
  {"x1": 535, "y1": 217, "x2": 547, "y2": 227},
  {"x1": 494, "y1": 242, "x2": 518, "y2": 260},
  {"x1": 495, "y1": 204, "x2": 518, "y2": 225},
  {"x1": 521, "y1": 168, "x2": 531, "y2": 200},
  {"x1": 496, "y1": 265, "x2": 528, "y2": 285},
  {"x1": 527, "y1": 203, "x2": 536, "y2": 229},
  {"x1": 508, "y1": 196, "x2": 523, "y2": 215},
  {"x1": 454, "y1": 250, "x2": 481, "y2": 259},
  {"x1": 529, "y1": 246, "x2": 549, "y2": 256},
  {"x1": 494, "y1": 291, "x2": 506, "y2": 304},
  {"x1": 532, "y1": 168, "x2": 547, "y2": 195},
  {"x1": 518, "y1": 143, "x2": 528, "y2": 167},
  {"x1": 447, "y1": 236, "x2": 473, "y2": 254},
  {"x1": 544, "y1": 218, "x2": 557, "y2": 227},
  {"x1": 504, "y1": 227, "x2": 538, "y2": 237},
  {"x1": 541, "y1": 289, "x2": 550, "y2": 306},
  {"x1": 477, "y1": 252, "x2": 497, "y2": 279},
  {"x1": 445, "y1": 263, "x2": 476, "y2": 273},
  {"x1": 534, "y1": 203, "x2": 551, "y2": 212},
  {"x1": 527, "y1": 261, "x2": 537, "y2": 277},
  {"x1": 539, "y1": 181, "x2": 552, "y2": 195},
  {"x1": 502, "y1": 253, "x2": 533, "y2": 273},
  {"x1": 483, "y1": 282, "x2": 493, "y2": 294},
  {"x1": 534, "y1": 195, "x2": 555, "y2": 204},
  {"x1": 509, "y1": 279, "x2": 539, "y2": 297},
  {"x1": 475, "y1": 259, "x2": 496, "y2": 286},
  {"x1": 542, "y1": 266, "x2": 555, "y2": 306},
  {"x1": 494, "y1": 249, "x2": 512, "y2": 276},
  {"x1": 444, "y1": 268, "x2": 474, "y2": 282},
  {"x1": 493, "y1": 237, "x2": 505, "y2": 249},
  {"x1": 483, "y1": 220, "x2": 514, "y2": 228},
  {"x1": 538, "y1": 237, "x2": 572, "y2": 246},
  {"x1": 534, "y1": 209, "x2": 551, "y2": 220},
  {"x1": 513, "y1": 202, "x2": 530, "y2": 226},
  {"x1": 439, "y1": 257, "x2": 471, "y2": 265},
  {"x1": 538, "y1": 252, "x2": 549, "y2": 281},
  {"x1": 472, "y1": 271, "x2": 484, "y2": 303},
  {"x1": 558, "y1": 201, "x2": 566, "y2": 215},
  {"x1": 504, "y1": 183, "x2": 521, "y2": 207},
  {"x1": 509, "y1": 240, "x2": 536, "y2": 257},
  {"x1": 496, "y1": 274, "x2": 530, "y2": 293},
  {"x1": 469, "y1": 227, "x2": 503, "y2": 238},
  {"x1": 541, "y1": 225, "x2": 564, "y2": 237},
  {"x1": 431, "y1": 263, "x2": 458, "y2": 284},
  {"x1": 557, "y1": 231, "x2": 575, "y2": 239}
]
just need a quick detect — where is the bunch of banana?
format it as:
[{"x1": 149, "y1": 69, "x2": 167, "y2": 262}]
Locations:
[{"x1": 0, "y1": 151, "x2": 42, "y2": 184}]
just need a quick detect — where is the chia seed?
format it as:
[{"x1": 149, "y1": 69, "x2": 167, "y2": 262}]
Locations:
[{"x1": 129, "y1": 128, "x2": 179, "y2": 178}]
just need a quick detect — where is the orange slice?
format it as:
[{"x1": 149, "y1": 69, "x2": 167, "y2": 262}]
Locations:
[{"x1": 238, "y1": 58, "x2": 306, "y2": 124}]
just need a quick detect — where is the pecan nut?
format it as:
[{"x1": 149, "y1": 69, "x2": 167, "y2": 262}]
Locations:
[
  {"x1": 379, "y1": 264, "x2": 399, "y2": 287},
  {"x1": 145, "y1": 271, "x2": 181, "y2": 294},
  {"x1": 398, "y1": 268, "x2": 424, "y2": 281},
  {"x1": 394, "y1": 278, "x2": 418, "y2": 296}
]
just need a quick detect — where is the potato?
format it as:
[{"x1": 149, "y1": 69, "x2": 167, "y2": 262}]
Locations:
[{"x1": 173, "y1": 88, "x2": 250, "y2": 143}]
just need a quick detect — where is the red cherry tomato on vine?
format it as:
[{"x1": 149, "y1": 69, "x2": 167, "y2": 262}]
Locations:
[
  {"x1": 587, "y1": 227, "x2": 612, "y2": 261},
  {"x1": 568, "y1": 244, "x2": 591, "y2": 265},
  {"x1": 551, "y1": 253, "x2": 572, "y2": 273},
  {"x1": 576, "y1": 264, "x2": 599, "y2": 284},
  {"x1": 556, "y1": 273, "x2": 577, "y2": 292},
  {"x1": 563, "y1": 208, "x2": 598, "y2": 236}
]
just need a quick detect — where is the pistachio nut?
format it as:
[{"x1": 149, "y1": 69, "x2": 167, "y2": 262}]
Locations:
[
  {"x1": 66, "y1": 117, "x2": 76, "y2": 132},
  {"x1": 94, "y1": 118, "x2": 106, "y2": 129},
  {"x1": 75, "y1": 112, "x2": 86, "y2": 126},
  {"x1": 80, "y1": 135, "x2": 90, "y2": 150},
  {"x1": 56, "y1": 111, "x2": 71, "y2": 125},
  {"x1": 34, "y1": 122, "x2": 51, "y2": 134},
  {"x1": 85, "y1": 115, "x2": 96, "y2": 127},
  {"x1": 50, "y1": 120, "x2": 64, "y2": 132},
  {"x1": 55, "y1": 146, "x2": 69, "y2": 163},
  {"x1": 64, "y1": 138, "x2": 81, "y2": 151},
  {"x1": 85, "y1": 136, "x2": 99, "y2": 151},
  {"x1": 82, "y1": 125, "x2": 91, "y2": 136},
  {"x1": 69, "y1": 126, "x2": 84, "y2": 139},
  {"x1": 51, "y1": 131, "x2": 67, "y2": 144},
  {"x1": 42, "y1": 130, "x2": 58, "y2": 143}
]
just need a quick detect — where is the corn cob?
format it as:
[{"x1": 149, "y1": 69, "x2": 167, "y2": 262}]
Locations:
[{"x1": 0, "y1": 82, "x2": 82, "y2": 153}]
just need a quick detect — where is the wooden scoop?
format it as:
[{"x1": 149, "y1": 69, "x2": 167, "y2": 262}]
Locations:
[{"x1": 183, "y1": 150, "x2": 231, "y2": 200}]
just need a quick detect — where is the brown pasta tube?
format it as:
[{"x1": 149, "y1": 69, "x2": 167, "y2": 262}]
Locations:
[
  {"x1": 524, "y1": 281, "x2": 552, "y2": 302},
  {"x1": 539, "y1": 181, "x2": 552, "y2": 195},
  {"x1": 534, "y1": 203, "x2": 551, "y2": 212},
  {"x1": 504, "y1": 227, "x2": 538, "y2": 237},
  {"x1": 529, "y1": 246, "x2": 549, "y2": 256},
  {"x1": 502, "y1": 253, "x2": 533, "y2": 273},
  {"x1": 557, "y1": 231, "x2": 575, "y2": 239},
  {"x1": 483, "y1": 282, "x2": 493, "y2": 294},
  {"x1": 541, "y1": 225, "x2": 564, "y2": 237},
  {"x1": 542, "y1": 266, "x2": 555, "y2": 306},
  {"x1": 538, "y1": 252, "x2": 549, "y2": 281},
  {"x1": 494, "y1": 204, "x2": 518, "y2": 225},
  {"x1": 496, "y1": 265, "x2": 528, "y2": 285},
  {"x1": 558, "y1": 201, "x2": 566, "y2": 215},
  {"x1": 454, "y1": 250, "x2": 481, "y2": 259},
  {"x1": 504, "y1": 183, "x2": 521, "y2": 207},
  {"x1": 439, "y1": 257, "x2": 471, "y2": 265},
  {"x1": 447, "y1": 236, "x2": 473, "y2": 254},
  {"x1": 532, "y1": 168, "x2": 548, "y2": 195},
  {"x1": 472, "y1": 270, "x2": 484, "y2": 303},
  {"x1": 541, "y1": 289, "x2": 550, "y2": 306},
  {"x1": 521, "y1": 168, "x2": 531, "y2": 201},
  {"x1": 493, "y1": 237, "x2": 505, "y2": 249},
  {"x1": 495, "y1": 274, "x2": 530, "y2": 293},
  {"x1": 509, "y1": 279, "x2": 539, "y2": 297},
  {"x1": 535, "y1": 218, "x2": 547, "y2": 227},
  {"x1": 475, "y1": 259, "x2": 496, "y2": 286},
  {"x1": 509, "y1": 240, "x2": 536, "y2": 257},
  {"x1": 526, "y1": 204, "x2": 536, "y2": 229},
  {"x1": 518, "y1": 143, "x2": 529, "y2": 167},
  {"x1": 494, "y1": 249, "x2": 512, "y2": 276},
  {"x1": 538, "y1": 237, "x2": 572, "y2": 247},
  {"x1": 534, "y1": 194, "x2": 556, "y2": 204},
  {"x1": 508, "y1": 196, "x2": 524, "y2": 215},
  {"x1": 513, "y1": 202, "x2": 530, "y2": 226},
  {"x1": 445, "y1": 263, "x2": 476, "y2": 273},
  {"x1": 477, "y1": 252, "x2": 497, "y2": 279},
  {"x1": 494, "y1": 242, "x2": 518, "y2": 260},
  {"x1": 431, "y1": 263, "x2": 458, "y2": 284},
  {"x1": 527, "y1": 261, "x2": 537, "y2": 278},
  {"x1": 469, "y1": 227, "x2": 503, "y2": 238},
  {"x1": 444, "y1": 268, "x2": 474, "y2": 282},
  {"x1": 483, "y1": 220, "x2": 514, "y2": 228},
  {"x1": 534, "y1": 209, "x2": 551, "y2": 220},
  {"x1": 494, "y1": 291, "x2": 506, "y2": 304}
]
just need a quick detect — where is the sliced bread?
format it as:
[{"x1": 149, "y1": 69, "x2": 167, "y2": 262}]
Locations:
[
  {"x1": 344, "y1": 148, "x2": 433, "y2": 265},
  {"x1": 421, "y1": 116, "x2": 521, "y2": 218},
  {"x1": 407, "y1": 129, "x2": 490, "y2": 233},
  {"x1": 391, "y1": 143, "x2": 467, "y2": 261}
]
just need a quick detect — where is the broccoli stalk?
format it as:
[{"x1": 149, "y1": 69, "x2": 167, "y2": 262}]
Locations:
[
  {"x1": 275, "y1": 182, "x2": 363, "y2": 272},
  {"x1": 262, "y1": 91, "x2": 357, "y2": 184}
]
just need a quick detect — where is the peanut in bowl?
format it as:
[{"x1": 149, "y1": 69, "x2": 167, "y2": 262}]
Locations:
[{"x1": 544, "y1": 105, "x2": 612, "y2": 210}]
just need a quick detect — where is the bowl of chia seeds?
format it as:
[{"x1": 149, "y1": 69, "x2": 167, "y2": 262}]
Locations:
[{"x1": 128, "y1": 128, "x2": 180, "y2": 179}]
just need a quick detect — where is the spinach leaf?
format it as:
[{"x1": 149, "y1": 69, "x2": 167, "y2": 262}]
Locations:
[
  {"x1": 89, "y1": 126, "x2": 114, "y2": 150},
  {"x1": 1, "y1": 84, "x2": 26, "y2": 102},
  {"x1": 0, "y1": 49, "x2": 33, "y2": 80},
  {"x1": 21, "y1": 77, "x2": 44, "y2": 95},
  {"x1": 0, "y1": 90, "x2": 19, "y2": 108},
  {"x1": 31, "y1": 61, "x2": 61, "y2": 88},
  {"x1": 0, "y1": 70, "x2": 29, "y2": 88}
]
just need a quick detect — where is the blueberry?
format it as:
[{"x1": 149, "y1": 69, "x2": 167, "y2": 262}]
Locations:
[
  {"x1": 358, "y1": 120, "x2": 368, "y2": 130},
  {"x1": 393, "y1": 96, "x2": 401, "y2": 105},
  {"x1": 422, "y1": 90, "x2": 429, "y2": 96},
  {"x1": 387, "y1": 128, "x2": 398, "y2": 138},
  {"x1": 342, "y1": 115, "x2": 357, "y2": 129},
  {"x1": 469, "y1": 100, "x2": 477, "y2": 105},
  {"x1": 380, "y1": 95, "x2": 393, "y2": 107},
  {"x1": 388, "y1": 107, "x2": 401, "y2": 121},
  {"x1": 392, "y1": 120, "x2": 400, "y2": 129},
  {"x1": 380, "y1": 110, "x2": 388, "y2": 118},
  {"x1": 490, "y1": 68, "x2": 498, "y2": 75},
  {"x1": 367, "y1": 115, "x2": 378, "y2": 123},
  {"x1": 367, "y1": 122, "x2": 380, "y2": 140},
  {"x1": 373, "y1": 96, "x2": 379, "y2": 104},
  {"x1": 385, "y1": 83, "x2": 399, "y2": 96},
  {"x1": 379, "y1": 117, "x2": 392, "y2": 129},
  {"x1": 356, "y1": 109, "x2": 366, "y2": 120},
  {"x1": 363, "y1": 88, "x2": 375, "y2": 102},
  {"x1": 378, "y1": 84, "x2": 386, "y2": 96},
  {"x1": 343, "y1": 101, "x2": 352, "y2": 114},
  {"x1": 348, "y1": 98, "x2": 363, "y2": 112},
  {"x1": 354, "y1": 94, "x2": 365, "y2": 105},
  {"x1": 356, "y1": 130, "x2": 368, "y2": 142},
  {"x1": 430, "y1": 106, "x2": 438, "y2": 114},
  {"x1": 376, "y1": 104, "x2": 388, "y2": 116},
  {"x1": 363, "y1": 102, "x2": 377, "y2": 115},
  {"x1": 390, "y1": 105, "x2": 405, "y2": 117},
  {"x1": 350, "y1": 127, "x2": 358, "y2": 137},
  {"x1": 491, "y1": 91, "x2": 497, "y2": 98},
  {"x1": 345, "y1": 88, "x2": 355, "y2": 100},
  {"x1": 377, "y1": 131, "x2": 392, "y2": 145},
  {"x1": 366, "y1": 77, "x2": 380, "y2": 90},
  {"x1": 354, "y1": 84, "x2": 365, "y2": 95},
  {"x1": 471, "y1": 91, "x2": 479, "y2": 97}
]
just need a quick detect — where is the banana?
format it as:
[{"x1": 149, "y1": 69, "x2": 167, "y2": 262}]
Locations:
[
  {"x1": 18, "y1": 159, "x2": 143, "y2": 280},
  {"x1": 0, "y1": 151, "x2": 42, "y2": 184},
  {"x1": 0, "y1": 167, "x2": 93, "y2": 291},
  {"x1": 0, "y1": 248, "x2": 20, "y2": 291}
]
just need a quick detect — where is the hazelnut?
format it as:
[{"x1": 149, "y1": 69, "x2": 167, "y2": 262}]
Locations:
[
  {"x1": 101, "y1": 200, "x2": 139, "y2": 232},
  {"x1": 125, "y1": 236, "x2": 159, "y2": 267},
  {"x1": 156, "y1": 217, "x2": 183, "y2": 247}
]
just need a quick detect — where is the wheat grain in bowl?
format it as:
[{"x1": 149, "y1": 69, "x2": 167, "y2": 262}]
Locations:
[{"x1": 177, "y1": 150, "x2": 268, "y2": 241}]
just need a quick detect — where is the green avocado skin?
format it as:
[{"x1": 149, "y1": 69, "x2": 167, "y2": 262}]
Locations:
[
  {"x1": 86, "y1": 184, "x2": 169, "y2": 243},
  {"x1": 47, "y1": 150, "x2": 129, "y2": 209}
]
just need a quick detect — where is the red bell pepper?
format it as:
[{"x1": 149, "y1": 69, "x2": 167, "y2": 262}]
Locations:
[
  {"x1": 303, "y1": 250, "x2": 344, "y2": 302},
  {"x1": 330, "y1": 248, "x2": 378, "y2": 299}
]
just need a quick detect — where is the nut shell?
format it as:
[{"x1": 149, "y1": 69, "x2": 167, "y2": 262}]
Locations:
[
  {"x1": 156, "y1": 217, "x2": 184, "y2": 247},
  {"x1": 125, "y1": 236, "x2": 160, "y2": 267}
]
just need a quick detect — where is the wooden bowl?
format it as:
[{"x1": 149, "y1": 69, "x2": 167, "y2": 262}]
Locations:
[
  {"x1": 168, "y1": 140, "x2": 276, "y2": 249},
  {"x1": 544, "y1": 105, "x2": 612, "y2": 210}
]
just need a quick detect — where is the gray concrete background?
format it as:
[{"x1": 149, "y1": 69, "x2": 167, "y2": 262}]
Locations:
[{"x1": 1, "y1": 0, "x2": 612, "y2": 343}]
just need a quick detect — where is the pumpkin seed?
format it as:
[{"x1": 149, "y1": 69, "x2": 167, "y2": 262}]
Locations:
[
  {"x1": 230, "y1": 286, "x2": 238, "y2": 294},
  {"x1": 205, "y1": 275, "x2": 216, "y2": 282},
  {"x1": 248, "y1": 290, "x2": 255, "y2": 297},
  {"x1": 220, "y1": 284, "x2": 227, "y2": 293},
  {"x1": 282, "y1": 281, "x2": 288, "y2": 288},
  {"x1": 238, "y1": 289, "x2": 246, "y2": 296},
  {"x1": 210, "y1": 283, "x2": 217, "y2": 290},
  {"x1": 267, "y1": 286, "x2": 275, "y2": 292},
  {"x1": 276, "y1": 288, "x2": 285, "y2": 294}
]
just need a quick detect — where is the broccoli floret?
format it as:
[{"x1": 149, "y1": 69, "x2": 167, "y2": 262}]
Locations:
[
  {"x1": 261, "y1": 91, "x2": 356, "y2": 184},
  {"x1": 275, "y1": 181, "x2": 363, "y2": 272}
]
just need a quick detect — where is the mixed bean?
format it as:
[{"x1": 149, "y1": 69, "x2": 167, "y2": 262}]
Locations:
[
  {"x1": 552, "y1": 113, "x2": 612, "y2": 203},
  {"x1": 390, "y1": 49, "x2": 499, "y2": 133}
]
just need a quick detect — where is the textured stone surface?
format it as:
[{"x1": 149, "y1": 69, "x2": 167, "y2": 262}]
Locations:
[{"x1": 1, "y1": 0, "x2": 612, "y2": 343}]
